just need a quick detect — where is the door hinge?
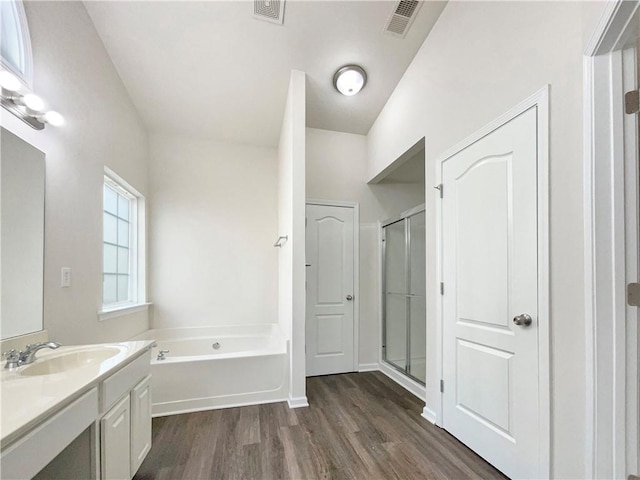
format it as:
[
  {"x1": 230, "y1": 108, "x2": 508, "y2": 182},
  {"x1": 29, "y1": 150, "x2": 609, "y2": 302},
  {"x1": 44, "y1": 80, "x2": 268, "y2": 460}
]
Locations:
[
  {"x1": 440, "y1": 282, "x2": 444, "y2": 295},
  {"x1": 434, "y1": 184, "x2": 443, "y2": 198},
  {"x1": 626, "y1": 90, "x2": 640, "y2": 114},
  {"x1": 440, "y1": 379, "x2": 444, "y2": 393},
  {"x1": 628, "y1": 283, "x2": 640, "y2": 307}
]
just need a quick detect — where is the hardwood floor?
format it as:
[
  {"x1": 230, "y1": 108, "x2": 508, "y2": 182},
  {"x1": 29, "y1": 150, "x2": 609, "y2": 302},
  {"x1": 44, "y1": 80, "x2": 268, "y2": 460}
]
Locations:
[{"x1": 134, "y1": 372, "x2": 507, "y2": 480}]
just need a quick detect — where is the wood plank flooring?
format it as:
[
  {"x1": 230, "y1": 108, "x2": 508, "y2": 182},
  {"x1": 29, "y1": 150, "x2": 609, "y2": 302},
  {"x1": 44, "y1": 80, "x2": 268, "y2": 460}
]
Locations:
[{"x1": 134, "y1": 372, "x2": 507, "y2": 480}]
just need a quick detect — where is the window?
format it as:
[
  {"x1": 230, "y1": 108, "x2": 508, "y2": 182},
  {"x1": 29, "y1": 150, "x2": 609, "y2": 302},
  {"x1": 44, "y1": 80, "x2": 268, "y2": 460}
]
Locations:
[
  {"x1": 0, "y1": 0, "x2": 33, "y2": 87},
  {"x1": 102, "y1": 168, "x2": 146, "y2": 316}
]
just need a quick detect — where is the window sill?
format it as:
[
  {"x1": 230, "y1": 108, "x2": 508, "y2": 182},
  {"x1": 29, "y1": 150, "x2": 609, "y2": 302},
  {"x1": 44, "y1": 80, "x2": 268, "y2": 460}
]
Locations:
[{"x1": 98, "y1": 302, "x2": 151, "y2": 322}]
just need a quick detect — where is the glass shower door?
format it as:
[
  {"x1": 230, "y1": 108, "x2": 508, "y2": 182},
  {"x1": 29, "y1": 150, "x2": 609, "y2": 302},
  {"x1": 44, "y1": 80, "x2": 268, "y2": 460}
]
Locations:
[
  {"x1": 383, "y1": 219, "x2": 407, "y2": 371},
  {"x1": 382, "y1": 207, "x2": 426, "y2": 385}
]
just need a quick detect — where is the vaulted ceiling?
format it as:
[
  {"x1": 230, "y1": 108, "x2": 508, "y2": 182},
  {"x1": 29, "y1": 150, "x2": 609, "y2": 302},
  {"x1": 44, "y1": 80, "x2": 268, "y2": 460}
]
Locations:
[{"x1": 84, "y1": 1, "x2": 446, "y2": 147}]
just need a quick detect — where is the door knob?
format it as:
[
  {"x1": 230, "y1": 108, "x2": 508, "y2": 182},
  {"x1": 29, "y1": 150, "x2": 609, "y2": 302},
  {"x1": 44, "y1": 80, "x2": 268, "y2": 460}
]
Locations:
[
  {"x1": 346, "y1": 295, "x2": 353, "y2": 301},
  {"x1": 513, "y1": 314, "x2": 532, "y2": 327}
]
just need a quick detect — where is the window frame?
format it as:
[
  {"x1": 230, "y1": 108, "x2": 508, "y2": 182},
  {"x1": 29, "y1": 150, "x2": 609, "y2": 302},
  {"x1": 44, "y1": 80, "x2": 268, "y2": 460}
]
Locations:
[
  {"x1": 100, "y1": 167, "x2": 148, "y2": 320},
  {"x1": 0, "y1": 0, "x2": 33, "y2": 88}
]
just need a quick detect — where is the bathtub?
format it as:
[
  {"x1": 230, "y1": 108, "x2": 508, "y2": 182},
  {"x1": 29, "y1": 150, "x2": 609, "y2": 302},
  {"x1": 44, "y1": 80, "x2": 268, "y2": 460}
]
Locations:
[{"x1": 131, "y1": 324, "x2": 289, "y2": 417}]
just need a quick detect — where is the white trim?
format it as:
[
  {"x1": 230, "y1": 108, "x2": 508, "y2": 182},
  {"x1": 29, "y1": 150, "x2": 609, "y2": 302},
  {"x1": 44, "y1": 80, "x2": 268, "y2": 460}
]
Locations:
[
  {"x1": 103, "y1": 166, "x2": 147, "y2": 311},
  {"x1": 153, "y1": 396, "x2": 288, "y2": 418},
  {"x1": 379, "y1": 361, "x2": 426, "y2": 400},
  {"x1": 305, "y1": 199, "x2": 360, "y2": 373},
  {"x1": 358, "y1": 363, "x2": 379, "y2": 372},
  {"x1": 421, "y1": 405, "x2": 437, "y2": 425},
  {"x1": 151, "y1": 398, "x2": 287, "y2": 418},
  {"x1": 287, "y1": 396, "x2": 309, "y2": 409},
  {"x1": 435, "y1": 156, "x2": 444, "y2": 427},
  {"x1": 435, "y1": 86, "x2": 550, "y2": 478},
  {"x1": 621, "y1": 45, "x2": 639, "y2": 478},
  {"x1": 583, "y1": 2, "x2": 640, "y2": 477},
  {"x1": 98, "y1": 302, "x2": 151, "y2": 322}
]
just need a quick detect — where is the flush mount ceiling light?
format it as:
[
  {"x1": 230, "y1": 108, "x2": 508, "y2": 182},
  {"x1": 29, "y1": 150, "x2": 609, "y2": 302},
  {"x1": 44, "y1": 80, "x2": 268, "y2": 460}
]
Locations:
[{"x1": 333, "y1": 65, "x2": 367, "y2": 96}]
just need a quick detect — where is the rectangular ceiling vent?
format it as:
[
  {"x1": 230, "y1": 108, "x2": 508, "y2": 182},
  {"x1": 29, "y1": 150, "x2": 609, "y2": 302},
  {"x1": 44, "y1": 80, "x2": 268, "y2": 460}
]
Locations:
[
  {"x1": 385, "y1": 0, "x2": 422, "y2": 38},
  {"x1": 253, "y1": 0, "x2": 285, "y2": 25}
]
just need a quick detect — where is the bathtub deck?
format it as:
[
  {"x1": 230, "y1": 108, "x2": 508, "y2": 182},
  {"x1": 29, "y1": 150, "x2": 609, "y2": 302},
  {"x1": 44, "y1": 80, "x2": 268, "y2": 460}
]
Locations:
[{"x1": 133, "y1": 371, "x2": 506, "y2": 480}]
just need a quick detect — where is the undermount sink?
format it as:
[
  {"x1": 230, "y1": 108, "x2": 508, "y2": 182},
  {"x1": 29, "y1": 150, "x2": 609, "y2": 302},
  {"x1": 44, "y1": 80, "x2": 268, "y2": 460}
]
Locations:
[{"x1": 19, "y1": 347, "x2": 123, "y2": 376}]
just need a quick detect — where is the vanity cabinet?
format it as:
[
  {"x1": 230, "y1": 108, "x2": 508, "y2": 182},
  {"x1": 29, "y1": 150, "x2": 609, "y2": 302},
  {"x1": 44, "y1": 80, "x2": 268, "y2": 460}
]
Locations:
[
  {"x1": 130, "y1": 375, "x2": 152, "y2": 474},
  {"x1": 0, "y1": 343, "x2": 154, "y2": 480},
  {"x1": 100, "y1": 354, "x2": 152, "y2": 480},
  {"x1": 101, "y1": 395, "x2": 131, "y2": 480}
]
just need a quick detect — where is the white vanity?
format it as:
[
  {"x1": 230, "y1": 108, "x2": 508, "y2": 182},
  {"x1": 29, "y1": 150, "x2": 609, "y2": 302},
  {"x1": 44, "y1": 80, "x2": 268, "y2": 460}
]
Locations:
[{"x1": 0, "y1": 341, "x2": 155, "y2": 479}]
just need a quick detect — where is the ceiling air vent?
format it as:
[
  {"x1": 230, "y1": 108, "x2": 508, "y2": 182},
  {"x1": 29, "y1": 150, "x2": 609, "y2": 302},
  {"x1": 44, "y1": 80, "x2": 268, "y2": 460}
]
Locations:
[
  {"x1": 385, "y1": 0, "x2": 422, "y2": 38},
  {"x1": 253, "y1": 0, "x2": 285, "y2": 25}
]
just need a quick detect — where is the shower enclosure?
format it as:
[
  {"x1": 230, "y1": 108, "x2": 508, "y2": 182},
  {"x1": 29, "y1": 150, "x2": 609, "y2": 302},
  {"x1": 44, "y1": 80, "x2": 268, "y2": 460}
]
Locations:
[{"x1": 382, "y1": 205, "x2": 426, "y2": 385}]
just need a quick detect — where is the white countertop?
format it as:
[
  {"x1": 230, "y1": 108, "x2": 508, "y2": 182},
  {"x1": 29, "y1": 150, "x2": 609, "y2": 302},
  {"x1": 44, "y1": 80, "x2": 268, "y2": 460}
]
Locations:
[{"x1": 0, "y1": 340, "x2": 155, "y2": 448}]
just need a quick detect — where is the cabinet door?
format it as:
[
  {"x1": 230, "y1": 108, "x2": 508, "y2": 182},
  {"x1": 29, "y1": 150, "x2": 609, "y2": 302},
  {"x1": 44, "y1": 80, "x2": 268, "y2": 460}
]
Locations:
[
  {"x1": 130, "y1": 375, "x2": 152, "y2": 475},
  {"x1": 101, "y1": 395, "x2": 130, "y2": 480}
]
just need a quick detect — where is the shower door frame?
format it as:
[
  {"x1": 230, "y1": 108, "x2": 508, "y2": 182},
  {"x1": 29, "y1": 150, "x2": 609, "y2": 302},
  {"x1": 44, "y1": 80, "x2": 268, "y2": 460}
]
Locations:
[{"x1": 381, "y1": 203, "x2": 426, "y2": 386}]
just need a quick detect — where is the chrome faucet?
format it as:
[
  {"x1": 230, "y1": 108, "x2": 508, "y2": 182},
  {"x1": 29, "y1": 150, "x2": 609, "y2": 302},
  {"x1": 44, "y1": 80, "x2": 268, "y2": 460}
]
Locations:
[
  {"x1": 18, "y1": 342, "x2": 61, "y2": 365},
  {"x1": 2, "y1": 350, "x2": 20, "y2": 369}
]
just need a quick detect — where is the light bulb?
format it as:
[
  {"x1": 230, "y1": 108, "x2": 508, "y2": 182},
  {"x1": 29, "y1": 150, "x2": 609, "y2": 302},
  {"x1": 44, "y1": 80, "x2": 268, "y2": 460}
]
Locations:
[
  {"x1": 333, "y1": 65, "x2": 367, "y2": 96},
  {"x1": 22, "y1": 94, "x2": 45, "y2": 112},
  {"x1": 0, "y1": 71, "x2": 21, "y2": 92},
  {"x1": 42, "y1": 111, "x2": 64, "y2": 126}
]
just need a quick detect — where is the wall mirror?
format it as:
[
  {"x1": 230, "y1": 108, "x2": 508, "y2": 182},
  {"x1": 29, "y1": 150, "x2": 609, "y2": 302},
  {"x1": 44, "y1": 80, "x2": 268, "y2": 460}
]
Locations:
[{"x1": 1, "y1": 127, "x2": 45, "y2": 339}]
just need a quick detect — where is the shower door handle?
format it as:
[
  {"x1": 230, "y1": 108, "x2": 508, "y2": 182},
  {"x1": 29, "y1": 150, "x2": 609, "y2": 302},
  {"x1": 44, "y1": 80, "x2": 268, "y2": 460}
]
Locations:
[{"x1": 346, "y1": 295, "x2": 353, "y2": 301}]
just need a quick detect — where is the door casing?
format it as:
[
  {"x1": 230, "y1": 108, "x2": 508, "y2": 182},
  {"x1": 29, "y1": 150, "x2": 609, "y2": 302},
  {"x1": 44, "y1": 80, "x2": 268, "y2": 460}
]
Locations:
[
  {"x1": 305, "y1": 199, "x2": 360, "y2": 373},
  {"x1": 434, "y1": 86, "x2": 550, "y2": 477},
  {"x1": 584, "y1": 1, "x2": 640, "y2": 477}
]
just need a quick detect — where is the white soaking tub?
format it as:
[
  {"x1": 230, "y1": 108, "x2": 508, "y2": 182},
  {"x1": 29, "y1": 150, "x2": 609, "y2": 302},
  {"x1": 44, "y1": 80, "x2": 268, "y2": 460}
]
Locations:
[{"x1": 131, "y1": 324, "x2": 289, "y2": 417}]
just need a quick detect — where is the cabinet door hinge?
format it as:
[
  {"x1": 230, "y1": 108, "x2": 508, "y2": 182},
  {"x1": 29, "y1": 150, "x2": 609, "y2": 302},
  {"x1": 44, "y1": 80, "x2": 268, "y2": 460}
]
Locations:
[
  {"x1": 435, "y1": 184, "x2": 443, "y2": 198},
  {"x1": 626, "y1": 90, "x2": 640, "y2": 114},
  {"x1": 440, "y1": 282, "x2": 444, "y2": 295},
  {"x1": 440, "y1": 379, "x2": 444, "y2": 393},
  {"x1": 628, "y1": 283, "x2": 640, "y2": 306}
]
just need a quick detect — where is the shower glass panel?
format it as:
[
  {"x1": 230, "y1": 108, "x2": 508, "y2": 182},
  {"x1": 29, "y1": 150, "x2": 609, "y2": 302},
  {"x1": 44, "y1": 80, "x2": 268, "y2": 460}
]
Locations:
[
  {"x1": 382, "y1": 206, "x2": 426, "y2": 385},
  {"x1": 384, "y1": 219, "x2": 407, "y2": 371},
  {"x1": 408, "y1": 211, "x2": 426, "y2": 383}
]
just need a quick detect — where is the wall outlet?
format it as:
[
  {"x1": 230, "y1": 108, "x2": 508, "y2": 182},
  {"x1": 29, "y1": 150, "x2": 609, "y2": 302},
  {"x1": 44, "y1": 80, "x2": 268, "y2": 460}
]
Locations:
[{"x1": 61, "y1": 267, "x2": 71, "y2": 288}]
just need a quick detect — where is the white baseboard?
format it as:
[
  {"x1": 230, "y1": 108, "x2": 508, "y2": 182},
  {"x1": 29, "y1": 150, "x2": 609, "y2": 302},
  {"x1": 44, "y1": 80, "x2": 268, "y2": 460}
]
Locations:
[
  {"x1": 287, "y1": 396, "x2": 309, "y2": 408},
  {"x1": 358, "y1": 363, "x2": 379, "y2": 372},
  {"x1": 152, "y1": 393, "x2": 287, "y2": 417},
  {"x1": 421, "y1": 406, "x2": 437, "y2": 424},
  {"x1": 379, "y1": 362, "x2": 426, "y2": 400}
]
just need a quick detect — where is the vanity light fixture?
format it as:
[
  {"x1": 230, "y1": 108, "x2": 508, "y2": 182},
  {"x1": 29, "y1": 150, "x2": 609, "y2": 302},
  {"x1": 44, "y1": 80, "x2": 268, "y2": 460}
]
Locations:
[
  {"x1": 0, "y1": 69, "x2": 64, "y2": 129},
  {"x1": 0, "y1": 70, "x2": 21, "y2": 92},
  {"x1": 333, "y1": 64, "x2": 367, "y2": 96}
]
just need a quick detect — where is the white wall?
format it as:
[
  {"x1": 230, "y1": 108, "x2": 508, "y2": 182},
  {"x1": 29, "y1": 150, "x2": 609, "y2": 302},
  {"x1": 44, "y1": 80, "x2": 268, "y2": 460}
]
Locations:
[
  {"x1": 148, "y1": 134, "x2": 278, "y2": 329},
  {"x1": 306, "y1": 127, "x2": 424, "y2": 368},
  {"x1": 0, "y1": 1, "x2": 150, "y2": 345},
  {"x1": 278, "y1": 70, "x2": 307, "y2": 405},
  {"x1": 366, "y1": 2, "x2": 607, "y2": 477}
]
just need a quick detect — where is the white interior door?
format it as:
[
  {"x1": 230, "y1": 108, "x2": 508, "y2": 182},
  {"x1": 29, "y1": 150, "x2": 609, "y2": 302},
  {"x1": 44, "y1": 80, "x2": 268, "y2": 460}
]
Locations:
[
  {"x1": 442, "y1": 107, "x2": 540, "y2": 479},
  {"x1": 306, "y1": 203, "x2": 355, "y2": 376}
]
